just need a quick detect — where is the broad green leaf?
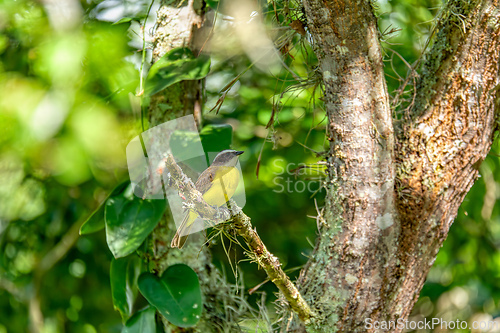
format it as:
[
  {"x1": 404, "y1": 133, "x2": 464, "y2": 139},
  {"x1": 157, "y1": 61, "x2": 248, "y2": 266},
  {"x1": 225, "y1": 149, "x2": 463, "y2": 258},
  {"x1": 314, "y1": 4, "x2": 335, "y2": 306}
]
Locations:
[
  {"x1": 80, "y1": 180, "x2": 130, "y2": 235},
  {"x1": 105, "y1": 185, "x2": 167, "y2": 258},
  {"x1": 200, "y1": 124, "x2": 233, "y2": 153},
  {"x1": 122, "y1": 306, "x2": 156, "y2": 333},
  {"x1": 111, "y1": 255, "x2": 142, "y2": 322},
  {"x1": 145, "y1": 48, "x2": 211, "y2": 96},
  {"x1": 138, "y1": 264, "x2": 202, "y2": 328},
  {"x1": 205, "y1": 0, "x2": 219, "y2": 10}
]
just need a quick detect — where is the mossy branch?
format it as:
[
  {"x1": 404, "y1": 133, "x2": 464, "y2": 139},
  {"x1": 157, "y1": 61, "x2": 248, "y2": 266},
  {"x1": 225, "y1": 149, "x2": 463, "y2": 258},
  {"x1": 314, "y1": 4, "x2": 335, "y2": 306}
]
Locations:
[{"x1": 163, "y1": 154, "x2": 315, "y2": 325}]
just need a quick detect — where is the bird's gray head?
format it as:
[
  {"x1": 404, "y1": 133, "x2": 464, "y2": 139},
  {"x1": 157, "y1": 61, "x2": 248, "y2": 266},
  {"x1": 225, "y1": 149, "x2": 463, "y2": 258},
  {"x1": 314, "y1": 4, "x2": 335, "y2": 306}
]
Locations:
[{"x1": 211, "y1": 149, "x2": 244, "y2": 167}]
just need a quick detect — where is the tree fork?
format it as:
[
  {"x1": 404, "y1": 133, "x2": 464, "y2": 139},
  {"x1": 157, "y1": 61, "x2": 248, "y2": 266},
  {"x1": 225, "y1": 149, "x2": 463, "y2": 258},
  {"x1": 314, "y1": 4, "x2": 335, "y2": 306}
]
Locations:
[{"x1": 287, "y1": 0, "x2": 500, "y2": 332}]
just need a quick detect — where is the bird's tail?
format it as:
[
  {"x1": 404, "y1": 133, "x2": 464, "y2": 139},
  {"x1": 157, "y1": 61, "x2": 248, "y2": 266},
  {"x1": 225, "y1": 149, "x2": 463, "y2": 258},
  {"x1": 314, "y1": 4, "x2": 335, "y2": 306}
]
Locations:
[{"x1": 171, "y1": 210, "x2": 197, "y2": 249}]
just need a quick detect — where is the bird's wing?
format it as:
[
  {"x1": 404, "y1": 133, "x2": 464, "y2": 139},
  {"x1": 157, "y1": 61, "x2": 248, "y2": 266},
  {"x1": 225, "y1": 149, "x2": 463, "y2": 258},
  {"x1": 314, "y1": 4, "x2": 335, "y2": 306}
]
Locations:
[
  {"x1": 201, "y1": 167, "x2": 240, "y2": 207},
  {"x1": 195, "y1": 166, "x2": 234, "y2": 194}
]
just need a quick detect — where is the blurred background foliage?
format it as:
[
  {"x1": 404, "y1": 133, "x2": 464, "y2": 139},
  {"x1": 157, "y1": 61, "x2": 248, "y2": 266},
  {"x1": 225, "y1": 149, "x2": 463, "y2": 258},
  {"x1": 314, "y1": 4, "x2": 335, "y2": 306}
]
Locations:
[{"x1": 0, "y1": 0, "x2": 499, "y2": 332}]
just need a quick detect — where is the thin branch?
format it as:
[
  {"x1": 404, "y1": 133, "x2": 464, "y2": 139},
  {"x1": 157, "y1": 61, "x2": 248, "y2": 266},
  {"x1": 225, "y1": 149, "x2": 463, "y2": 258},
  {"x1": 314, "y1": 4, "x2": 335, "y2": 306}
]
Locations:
[
  {"x1": 27, "y1": 218, "x2": 83, "y2": 333},
  {"x1": 229, "y1": 209, "x2": 314, "y2": 324},
  {"x1": 36, "y1": 219, "x2": 83, "y2": 277},
  {"x1": 163, "y1": 155, "x2": 315, "y2": 325},
  {"x1": 138, "y1": 0, "x2": 155, "y2": 132},
  {"x1": 0, "y1": 277, "x2": 24, "y2": 299}
]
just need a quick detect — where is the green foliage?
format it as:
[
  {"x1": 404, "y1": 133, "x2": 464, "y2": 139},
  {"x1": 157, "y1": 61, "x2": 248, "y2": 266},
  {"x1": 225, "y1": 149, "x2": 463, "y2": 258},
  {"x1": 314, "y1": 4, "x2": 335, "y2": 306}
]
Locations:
[
  {"x1": 200, "y1": 124, "x2": 233, "y2": 153},
  {"x1": 0, "y1": 0, "x2": 499, "y2": 332},
  {"x1": 113, "y1": 17, "x2": 140, "y2": 25},
  {"x1": 110, "y1": 255, "x2": 142, "y2": 322},
  {"x1": 105, "y1": 184, "x2": 166, "y2": 258},
  {"x1": 138, "y1": 265, "x2": 202, "y2": 328},
  {"x1": 0, "y1": 0, "x2": 139, "y2": 331},
  {"x1": 122, "y1": 306, "x2": 156, "y2": 333},
  {"x1": 145, "y1": 48, "x2": 211, "y2": 96},
  {"x1": 80, "y1": 180, "x2": 130, "y2": 235}
]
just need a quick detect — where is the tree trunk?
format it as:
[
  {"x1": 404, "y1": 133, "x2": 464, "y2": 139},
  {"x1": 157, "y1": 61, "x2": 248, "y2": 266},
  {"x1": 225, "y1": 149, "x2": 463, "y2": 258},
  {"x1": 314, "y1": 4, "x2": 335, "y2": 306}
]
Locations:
[
  {"x1": 147, "y1": 1, "x2": 249, "y2": 331},
  {"x1": 150, "y1": 0, "x2": 499, "y2": 331},
  {"x1": 286, "y1": 0, "x2": 500, "y2": 332},
  {"x1": 148, "y1": 0, "x2": 206, "y2": 280}
]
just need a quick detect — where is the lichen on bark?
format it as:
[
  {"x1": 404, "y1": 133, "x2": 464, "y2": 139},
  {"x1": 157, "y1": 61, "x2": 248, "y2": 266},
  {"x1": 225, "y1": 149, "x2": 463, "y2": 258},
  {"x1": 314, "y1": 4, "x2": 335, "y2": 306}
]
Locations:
[
  {"x1": 285, "y1": 0, "x2": 500, "y2": 332},
  {"x1": 147, "y1": 0, "x2": 500, "y2": 331},
  {"x1": 145, "y1": 1, "x2": 252, "y2": 332}
]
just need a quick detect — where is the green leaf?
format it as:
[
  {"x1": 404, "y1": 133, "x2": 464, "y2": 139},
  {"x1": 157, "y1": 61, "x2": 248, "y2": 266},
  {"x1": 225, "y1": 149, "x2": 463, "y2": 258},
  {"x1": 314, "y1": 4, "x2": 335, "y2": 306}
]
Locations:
[
  {"x1": 122, "y1": 306, "x2": 156, "y2": 333},
  {"x1": 169, "y1": 130, "x2": 203, "y2": 162},
  {"x1": 113, "y1": 17, "x2": 134, "y2": 25},
  {"x1": 111, "y1": 255, "x2": 142, "y2": 322},
  {"x1": 79, "y1": 205, "x2": 106, "y2": 235},
  {"x1": 138, "y1": 264, "x2": 202, "y2": 328},
  {"x1": 200, "y1": 124, "x2": 233, "y2": 153},
  {"x1": 205, "y1": 0, "x2": 219, "y2": 10},
  {"x1": 145, "y1": 48, "x2": 211, "y2": 96},
  {"x1": 80, "y1": 180, "x2": 130, "y2": 235},
  {"x1": 105, "y1": 184, "x2": 166, "y2": 258}
]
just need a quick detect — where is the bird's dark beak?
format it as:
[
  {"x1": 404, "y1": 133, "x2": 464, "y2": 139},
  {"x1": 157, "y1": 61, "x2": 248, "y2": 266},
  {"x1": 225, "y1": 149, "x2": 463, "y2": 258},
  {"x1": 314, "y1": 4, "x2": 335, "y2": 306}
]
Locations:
[{"x1": 235, "y1": 151, "x2": 244, "y2": 156}]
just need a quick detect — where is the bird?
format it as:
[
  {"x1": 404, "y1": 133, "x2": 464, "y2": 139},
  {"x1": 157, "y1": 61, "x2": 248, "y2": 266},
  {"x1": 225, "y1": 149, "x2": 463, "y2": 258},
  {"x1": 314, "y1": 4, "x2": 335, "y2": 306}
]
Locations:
[{"x1": 171, "y1": 149, "x2": 244, "y2": 249}]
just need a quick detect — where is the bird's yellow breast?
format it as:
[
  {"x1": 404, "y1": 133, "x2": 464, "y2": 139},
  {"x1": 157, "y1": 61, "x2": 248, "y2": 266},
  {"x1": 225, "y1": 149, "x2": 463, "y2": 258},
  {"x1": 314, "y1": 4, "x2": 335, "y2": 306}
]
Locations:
[{"x1": 201, "y1": 166, "x2": 240, "y2": 207}]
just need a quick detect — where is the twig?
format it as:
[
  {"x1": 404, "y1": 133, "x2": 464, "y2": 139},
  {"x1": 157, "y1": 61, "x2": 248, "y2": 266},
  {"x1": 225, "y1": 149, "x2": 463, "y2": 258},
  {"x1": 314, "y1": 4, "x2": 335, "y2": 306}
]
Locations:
[
  {"x1": 163, "y1": 155, "x2": 315, "y2": 325},
  {"x1": 29, "y1": 218, "x2": 83, "y2": 333},
  {"x1": 36, "y1": 219, "x2": 83, "y2": 276},
  {"x1": 0, "y1": 277, "x2": 24, "y2": 299}
]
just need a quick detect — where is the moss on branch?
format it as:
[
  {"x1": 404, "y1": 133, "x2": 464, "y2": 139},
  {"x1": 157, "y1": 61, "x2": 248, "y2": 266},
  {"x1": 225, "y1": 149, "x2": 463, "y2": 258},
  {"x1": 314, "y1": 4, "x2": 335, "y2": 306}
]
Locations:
[{"x1": 163, "y1": 154, "x2": 315, "y2": 326}]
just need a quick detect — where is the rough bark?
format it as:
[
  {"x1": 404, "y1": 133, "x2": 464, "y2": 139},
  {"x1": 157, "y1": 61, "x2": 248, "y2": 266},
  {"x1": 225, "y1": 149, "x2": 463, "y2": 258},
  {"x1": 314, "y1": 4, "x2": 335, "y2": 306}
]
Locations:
[
  {"x1": 151, "y1": 0, "x2": 500, "y2": 331},
  {"x1": 148, "y1": 0, "x2": 206, "y2": 281},
  {"x1": 287, "y1": 0, "x2": 500, "y2": 332},
  {"x1": 149, "y1": 0, "x2": 207, "y2": 128},
  {"x1": 392, "y1": 0, "x2": 500, "y2": 326},
  {"x1": 287, "y1": 0, "x2": 396, "y2": 331}
]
